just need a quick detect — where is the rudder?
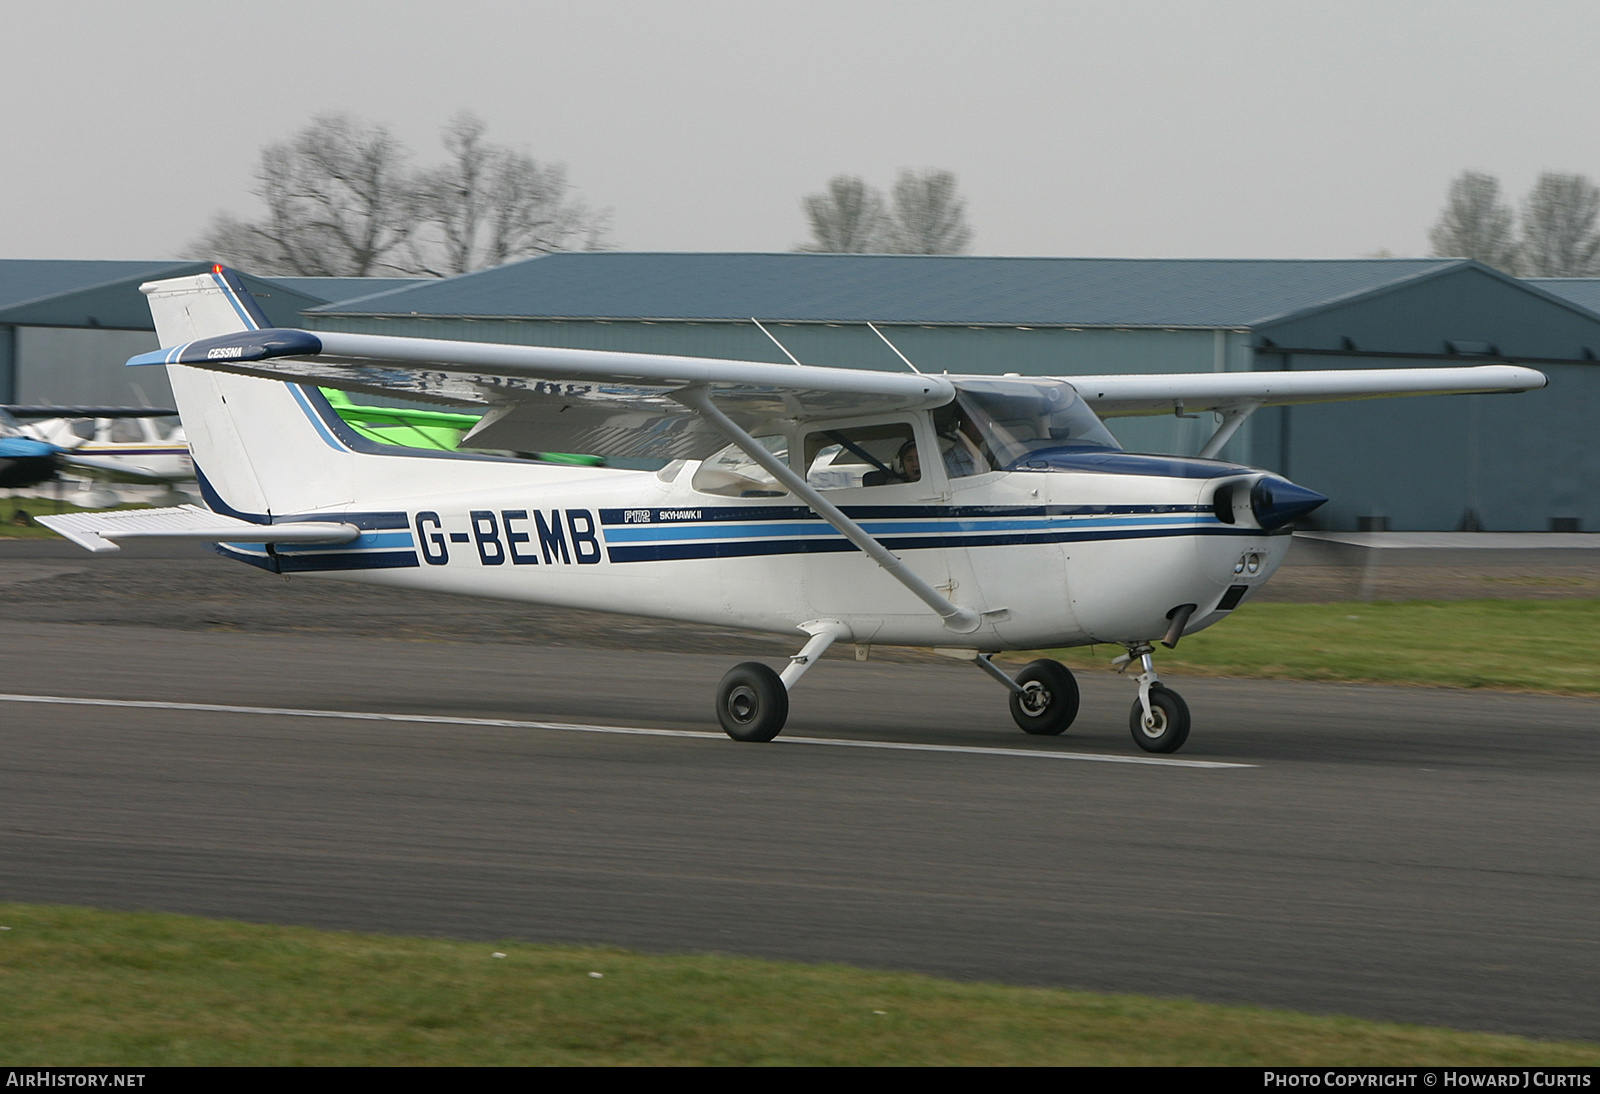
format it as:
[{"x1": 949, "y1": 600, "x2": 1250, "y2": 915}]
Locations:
[{"x1": 138, "y1": 267, "x2": 354, "y2": 519}]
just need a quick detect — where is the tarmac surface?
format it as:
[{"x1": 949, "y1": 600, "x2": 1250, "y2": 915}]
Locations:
[{"x1": 2, "y1": 540, "x2": 1598, "y2": 1041}]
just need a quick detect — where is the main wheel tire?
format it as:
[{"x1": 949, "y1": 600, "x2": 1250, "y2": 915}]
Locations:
[
  {"x1": 716, "y1": 662, "x2": 790, "y2": 742},
  {"x1": 1129, "y1": 686, "x2": 1190, "y2": 753},
  {"x1": 1008, "y1": 659, "x2": 1080, "y2": 736}
]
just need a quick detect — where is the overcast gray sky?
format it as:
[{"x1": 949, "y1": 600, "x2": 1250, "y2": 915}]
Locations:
[{"x1": 3, "y1": 0, "x2": 1595, "y2": 262}]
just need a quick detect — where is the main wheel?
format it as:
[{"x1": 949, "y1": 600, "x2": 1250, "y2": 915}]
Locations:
[
  {"x1": 1008, "y1": 659, "x2": 1080, "y2": 736},
  {"x1": 716, "y1": 662, "x2": 790, "y2": 742},
  {"x1": 1129, "y1": 686, "x2": 1190, "y2": 753}
]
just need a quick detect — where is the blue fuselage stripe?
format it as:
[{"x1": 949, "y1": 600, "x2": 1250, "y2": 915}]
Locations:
[
  {"x1": 602, "y1": 515, "x2": 1209, "y2": 543},
  {"x1": 603, "y1": 523, "x2": 1263, "y2": 562}
]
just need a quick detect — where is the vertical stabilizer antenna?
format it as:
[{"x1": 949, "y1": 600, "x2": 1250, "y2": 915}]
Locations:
[
  {"x1": 868, "y1": 322, "x2": 922, "y2": 374},
  {"x1": 750, "y1": 318, "x2": 803, "y2": 366}
]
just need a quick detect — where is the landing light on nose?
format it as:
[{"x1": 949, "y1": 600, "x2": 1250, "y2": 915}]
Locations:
[{"x1": 1250, "y1": 477, "x2": 1328, "y2": 531}]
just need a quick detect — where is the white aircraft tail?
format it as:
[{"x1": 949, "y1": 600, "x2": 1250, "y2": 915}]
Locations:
[{"x1": 142, "y1": 267, "x2": 358, "y2": 518}]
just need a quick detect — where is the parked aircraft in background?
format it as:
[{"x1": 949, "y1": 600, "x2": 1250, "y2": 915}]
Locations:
[
  {"x1": 0, "y1": 408, "x2": 63, "y2": 490},
  {"x1": 44, "y1": 268, "x2": 1547, "y2": 753},
  {"x1": 22, "y1": 410, "x2": 191, "y2": 498}
]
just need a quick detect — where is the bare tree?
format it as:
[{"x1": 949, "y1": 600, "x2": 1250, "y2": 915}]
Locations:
[
  {"x1": 1428, "y1": 171, "x2": 1520, "y2": 274},
  {"x1": 190, "y1": 112, "x2": 608, "y2": 277},
  {"x1": 797, "y1": 175, "x2": 890, "y2": 252},
  {"x1": 408, "y1": 113, "x2": 610, "y2": 276},
  {"x1": 1518, "y1": 171, "x2": 1600, "y2": 277},
  {"x1": 189, "y1": 114, "x2": 418, "y2": 276},
  {"x1": 884, "y1": 168, "x2": 972, "y2": 255}
]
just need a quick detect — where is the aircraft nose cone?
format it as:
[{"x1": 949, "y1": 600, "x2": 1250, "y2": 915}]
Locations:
[{"x1": 1250, "y1": 476, "x2": 1328, "y2": 531}]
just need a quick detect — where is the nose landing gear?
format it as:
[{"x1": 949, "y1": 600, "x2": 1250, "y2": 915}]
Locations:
[{"x1": 1114, "y1": 643, "x2": 1191, "y2": 753}]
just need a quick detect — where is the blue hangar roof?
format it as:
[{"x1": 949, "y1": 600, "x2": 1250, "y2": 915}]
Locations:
[
  {"x1": 308, "y1": 252, "x2": 1480, "y2": 328},
  {"x1": 0, "y1": 260, "x2": 192, "y2": 312},
  {"x1": 1527, "y1": 278, "x2": 1600, "y2": 315},
  {"x1": 0, "y1": 261, "x2": 430, "y2": 329}
]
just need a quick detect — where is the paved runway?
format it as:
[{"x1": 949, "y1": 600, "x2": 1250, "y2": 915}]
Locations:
[{"x1": 2, "y1": 601, "x2": 1598, "y2": 1041}]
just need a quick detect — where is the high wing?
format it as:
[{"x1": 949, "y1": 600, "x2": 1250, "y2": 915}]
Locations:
[
  {"x1": 129, "y1": 327, "x2": 1546, "y2": 462},
  {"x1": 1064, "y1": 364, "x2": 1545, "y2": 459},
  {"x1": 1067, "y1": 365, "x2": 1546, "y2": 417},
  {"x1": 129, "y1": 329, "x2": 954, "y2": 461}
]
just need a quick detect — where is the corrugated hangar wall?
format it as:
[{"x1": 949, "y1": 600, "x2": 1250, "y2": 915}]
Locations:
[{"x1": 1250, "y1": 265, "x2": 1600, "y2": 532}]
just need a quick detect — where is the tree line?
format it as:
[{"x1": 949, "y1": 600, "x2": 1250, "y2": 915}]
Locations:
[
  {"x1": 1429, "y1": 170, "x2": 1600, "y2": 276},
  {"x1": 191, "y1": 113, "x2": 610, "y2": 277},
  {"x1": 194, "y1": 113, "x2": 976, "y2": 277}
]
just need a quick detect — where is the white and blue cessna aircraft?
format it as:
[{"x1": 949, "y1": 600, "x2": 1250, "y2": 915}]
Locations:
[{"x1": 44, "y1": 267, "x2": 1546, "y2": 753}]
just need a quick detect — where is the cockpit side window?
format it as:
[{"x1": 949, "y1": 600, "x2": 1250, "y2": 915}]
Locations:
[
  {"x1": 803, "y1": 422, "x2": 920, "y2": 489},
  {"x1": 930, "y1": 403, "x2": 992, "y2": 478}
]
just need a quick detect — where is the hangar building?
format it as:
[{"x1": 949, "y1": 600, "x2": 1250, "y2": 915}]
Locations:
[
  {"x1": 0, "y1": 260, "x2": 422, "y2": 408},
  {"x1": 307, "y1": 254, "x2": 1600, "y2": 533},
  {"x1": 4, "y1": 254, "x2": 1595, "y2": 532}
]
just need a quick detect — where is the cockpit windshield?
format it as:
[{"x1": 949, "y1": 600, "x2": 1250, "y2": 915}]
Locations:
[{"x1": 940, "y1": 378, "x2": 1120, "y2": 474}]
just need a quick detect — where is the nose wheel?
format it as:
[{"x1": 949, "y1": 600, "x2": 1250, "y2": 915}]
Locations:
[
  {"x1": 1114, "y1": 643, "x2": 1192, "y2": 753},
  {"x1": 1129, "y1": 685, "x2": 1190, "y2": 753}
]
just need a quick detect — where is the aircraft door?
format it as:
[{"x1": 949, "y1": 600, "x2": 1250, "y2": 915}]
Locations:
[
  {"x1": 794, "y1": 416, "x2": 954, "y2": 633},
  {"x1": 934, "y1": 398, "x2": 1083, "y2": 648}
]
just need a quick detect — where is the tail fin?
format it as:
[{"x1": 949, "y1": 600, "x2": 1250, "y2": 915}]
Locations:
[
  {"x1": 144, "y1": 265, "x2": 273, "y2": 346},
  {"x1": 140, "y1": 266, "x2": 351, "y2": 519}
]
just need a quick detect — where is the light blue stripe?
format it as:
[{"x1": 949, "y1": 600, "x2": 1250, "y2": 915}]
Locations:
[
  {"x1": 605, "y1": 522, "x2": 835, "y2": 542},
  {"x1": 603, "y1": 515, "x2": 1208, "y2": 543},
  {"x1": 275, "y1": 531, "x2": 414, "y2": 553},
  {"x1": 287, "y1": 385, "x2": 349, "y2": 452}
]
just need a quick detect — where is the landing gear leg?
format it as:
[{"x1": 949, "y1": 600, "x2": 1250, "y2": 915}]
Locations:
[
  {"x1": 970, "y1": 654, "x2": 1080, "y2": 736},
  {"x1": 715, "y1": 621, "x2": 848, "y2": 743},
  {"x1": 1113, "y1": 643, "x2": 1190, "y2": 753}
]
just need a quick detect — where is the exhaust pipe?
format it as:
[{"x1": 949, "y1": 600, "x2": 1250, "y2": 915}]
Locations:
[{"x1": 1162, "y1": 603, "x2": 1197, "y2": 649}]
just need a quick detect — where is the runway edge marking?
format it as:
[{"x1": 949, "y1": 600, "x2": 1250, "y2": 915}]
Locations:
[{"x1": 0, "y1": 693, "x2": 1254, "y2": 770}]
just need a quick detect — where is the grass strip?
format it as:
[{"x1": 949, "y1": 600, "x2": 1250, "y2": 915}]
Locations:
[
  {"x1": 1023, "y1": 600, "x2": 1600, "y2": 696},
  {"x1": 0, "y1": 903, "x2": 1597, "y2": 1066}
]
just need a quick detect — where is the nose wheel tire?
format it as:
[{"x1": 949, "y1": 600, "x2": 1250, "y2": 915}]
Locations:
[
  {"x1": 716, "y1": 662, "x2": 790, "y2": 742},
  {"x1": 1008, "y1": 659, "x2": 1080, "y2": 736},
  {"x1": 1129, "y1": 686, "x2": 1190, "y2": 753}
]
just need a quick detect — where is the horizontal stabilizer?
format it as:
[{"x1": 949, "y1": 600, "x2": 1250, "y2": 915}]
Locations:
[
  {"x1": 3, "y1": 406, "x2": 178, "y2": 419},
  {"x1": 39, "y1": 505, "x2": 359, "y2": 554}
]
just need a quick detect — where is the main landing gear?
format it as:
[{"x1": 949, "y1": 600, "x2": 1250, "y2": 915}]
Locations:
[
  {"x1": 715, "y1": 621, "x2": 848, "y2": 743},
  {"x1": 712, "y1": 625, "x2": 1188, "y2": 754},
  {"x1": 1113, "y1": 643, "x2": 1190, "y2": 753},
  {"x1": 972, "y1": 655, "x2": 1080, "y2": 736}
]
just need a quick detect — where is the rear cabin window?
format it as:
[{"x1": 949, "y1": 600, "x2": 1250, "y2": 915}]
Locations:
[
  {"x1": 691, "y1": 435, "x2": 790, "y2": 497},
  {"x1": 803, "y1": 423, "x2": 920, "y2": 489}
]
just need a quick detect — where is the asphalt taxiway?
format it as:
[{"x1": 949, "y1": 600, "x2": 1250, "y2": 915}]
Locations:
[{"x1": 1, "y1": 545, "x2": 1597, "y2": 1041}]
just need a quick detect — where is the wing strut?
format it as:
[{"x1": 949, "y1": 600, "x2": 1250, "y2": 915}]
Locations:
[
  {"x1": 672, "y1": 386, "x2": 981, "y2": 634},
  {"x1": 1196, "y1": 401, "x2": 1261, "y2": 460}
]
